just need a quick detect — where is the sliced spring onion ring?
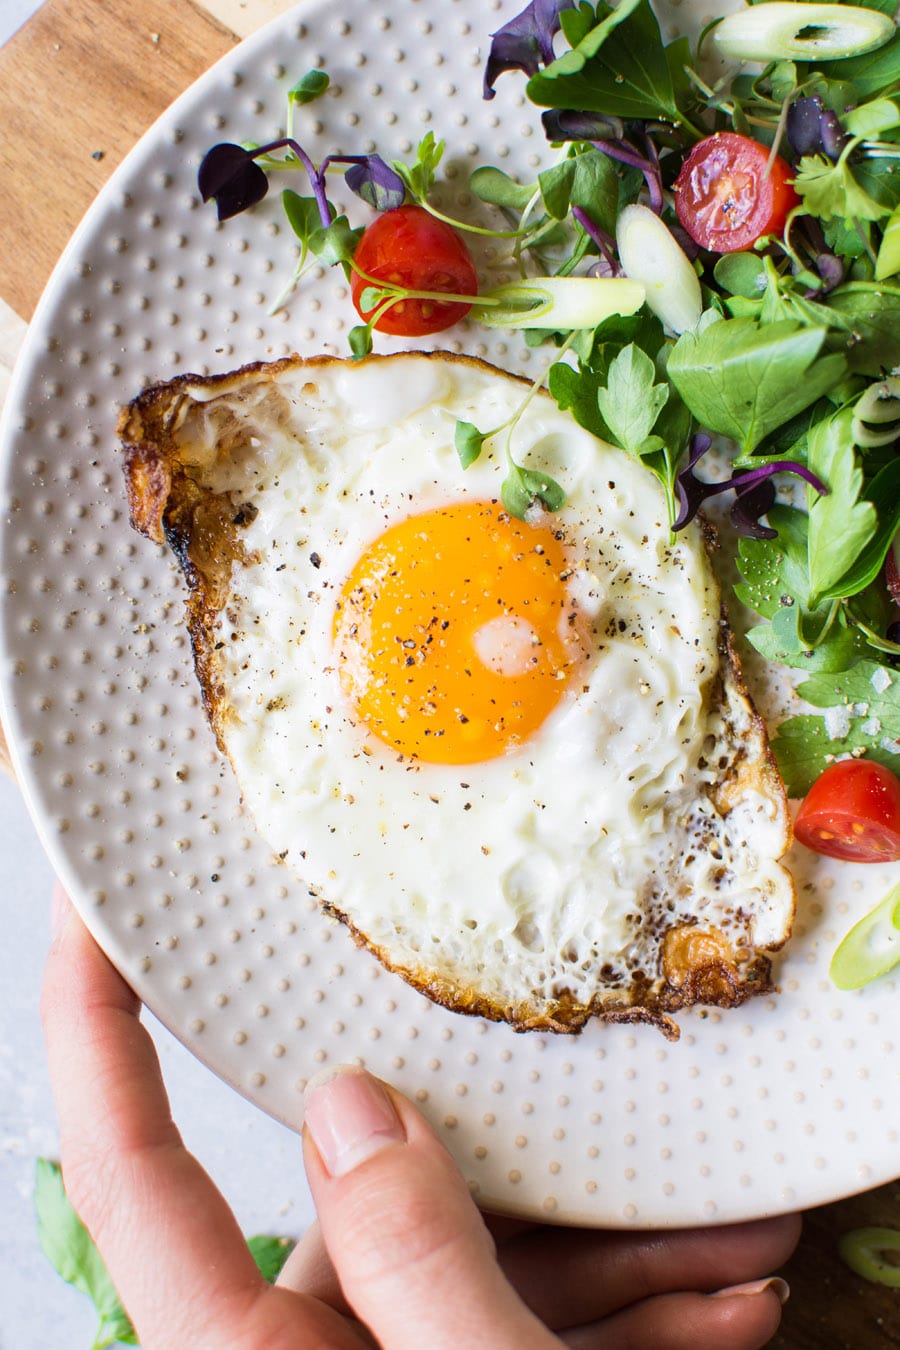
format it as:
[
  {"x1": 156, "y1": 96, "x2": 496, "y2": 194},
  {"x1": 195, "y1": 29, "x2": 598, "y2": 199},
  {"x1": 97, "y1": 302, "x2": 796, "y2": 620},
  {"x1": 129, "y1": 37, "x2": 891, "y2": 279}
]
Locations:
[
  {"x1": 475, "y1": 276, "x2": 645, "y2": 329},
  {"x1": 829, "y1": 879, "x2": 900, "y2": 990},
  {"x1": 616, "y1": 204, "x2": 702, "y2": 335},
  {"x1": 851, "y1": 375, "x2": 900, "y2": 447},
  {"x1": 839, "y1": 1228, "x2": 900, "y2": 1287},
  {"x1": 712, "y1": 2, "x2": 894, "y2": 63}
]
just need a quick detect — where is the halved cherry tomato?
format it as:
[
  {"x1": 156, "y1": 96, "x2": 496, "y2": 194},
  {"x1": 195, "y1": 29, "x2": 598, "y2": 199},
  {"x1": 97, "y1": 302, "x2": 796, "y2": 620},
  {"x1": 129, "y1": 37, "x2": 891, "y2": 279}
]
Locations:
[
  {"x1": 350, "y1": 204, "x2": 478, "y2": 337},
  {"x1": 673, "y1": 132, "x2": 799, "y2": 254},
  {"x1": 794, "y1": 759, "x2": 900, "y2": 862}
]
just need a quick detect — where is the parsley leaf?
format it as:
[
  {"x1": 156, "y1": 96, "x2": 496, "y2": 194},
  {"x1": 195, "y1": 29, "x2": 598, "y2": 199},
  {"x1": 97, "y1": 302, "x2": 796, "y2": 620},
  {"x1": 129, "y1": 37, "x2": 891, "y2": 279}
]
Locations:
[
  {"x1": 825, "y1": 283, "x2": 900, "y2": 375},
  {"x1": 771, "y1": 662, "x2": 900, "y2": 795},
  {"x1": 793, "y1": 152, "x2": 890, "y2": 223},
  {"x1": 392, "y1": 132, "x2": 444, "y2": 203},
  {"x1": 667, "y1": 316, "x2": 847, "y2": 457},
  {"x1": 596, "y1": 344, "x2": 669, "y2": 456},
  {"x1": 806, "y1": 408, "x2": 877, "y2": 604}
]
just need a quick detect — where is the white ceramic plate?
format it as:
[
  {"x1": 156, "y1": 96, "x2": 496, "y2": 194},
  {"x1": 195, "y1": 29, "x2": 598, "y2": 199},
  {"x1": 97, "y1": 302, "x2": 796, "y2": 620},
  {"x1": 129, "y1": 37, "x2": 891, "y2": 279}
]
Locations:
[{"x1": 2, "y1": 0, "x2": 898, "y2": 1228}]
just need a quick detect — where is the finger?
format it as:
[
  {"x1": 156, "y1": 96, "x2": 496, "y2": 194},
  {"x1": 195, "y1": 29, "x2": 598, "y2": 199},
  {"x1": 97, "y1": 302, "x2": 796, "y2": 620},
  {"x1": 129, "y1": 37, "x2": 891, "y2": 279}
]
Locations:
[
  {"x1": 497, "y1": 1213, "x2": 801, "y2": 1329},
  {"x1": 41, "y1": 891, "x2": 362, "y2": 1350},
  {"x1": 303, "y1": 1066, "x2": 562, "y2": 1350},
  {"x1": 561, "y1": 1282, "x2": 788, "y2": 1350},
  {"x1": 278, "y1": 1223, "x2": 380, "y2": 1347}
]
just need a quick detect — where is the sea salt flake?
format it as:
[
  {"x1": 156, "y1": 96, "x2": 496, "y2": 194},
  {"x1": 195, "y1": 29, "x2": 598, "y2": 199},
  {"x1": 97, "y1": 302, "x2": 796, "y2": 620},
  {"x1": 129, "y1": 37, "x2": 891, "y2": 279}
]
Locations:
[
  {"x1": 871, "y1": 667, "x2": 892, "y2": 694},
  {"x1": 823, "y1": 704, "x2": 852, "y2": 740}
]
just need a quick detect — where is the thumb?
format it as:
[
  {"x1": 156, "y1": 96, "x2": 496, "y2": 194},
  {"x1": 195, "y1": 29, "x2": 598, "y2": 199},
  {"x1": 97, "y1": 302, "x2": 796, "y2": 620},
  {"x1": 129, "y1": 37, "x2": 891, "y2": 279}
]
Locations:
[{"x1": 302, "y1": 1066, "x2": 559, "y2": 1350}]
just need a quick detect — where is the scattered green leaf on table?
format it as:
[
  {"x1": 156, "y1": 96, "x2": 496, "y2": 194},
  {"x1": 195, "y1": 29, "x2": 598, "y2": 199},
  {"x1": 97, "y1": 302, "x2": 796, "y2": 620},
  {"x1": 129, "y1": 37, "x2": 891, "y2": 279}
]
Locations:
[
  {"x1": 247, "y1": 1233, "x2": 296, "y2": 1284},
  {"x1": 34, "y1": 1159, "x2": 137, "y2": 1348}
]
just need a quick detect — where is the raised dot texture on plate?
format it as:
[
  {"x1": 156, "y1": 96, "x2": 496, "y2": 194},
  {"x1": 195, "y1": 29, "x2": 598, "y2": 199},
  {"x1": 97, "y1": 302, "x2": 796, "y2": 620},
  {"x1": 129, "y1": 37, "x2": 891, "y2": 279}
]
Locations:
[{"x1": 1, "y1": 0, "x2": 898, "y2": 1228}]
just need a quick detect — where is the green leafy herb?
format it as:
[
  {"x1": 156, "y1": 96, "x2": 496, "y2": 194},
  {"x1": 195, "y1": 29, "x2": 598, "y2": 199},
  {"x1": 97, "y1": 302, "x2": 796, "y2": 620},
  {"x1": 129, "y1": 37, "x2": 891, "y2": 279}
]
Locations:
[
  {"x1": 288, "y1": 70, "x2": 330, "y2": 105},
  {"x1": 469, "y1": 166, "x2": 536, "y2": 211},
  {"x1": 595, "y1": 344, "x2": 669, "y2": 456},
  {"x1": 455, "y1": 420, "x2": 490, "y2": 468},
  {"x1": 806, "y1": 408, "x2": 877, "y2": 603},
  {"x1": 501, "y1": 462, "x2": 567, "y2": 518},
  {"x1": 771, "y1": 661, "x2": 900, "y2": 794},
  {"x1": 526, "y1": 0, "x2": 698, "y2": 130},
  {"x1": 391, "y1": 131, "x2": 444, "y2": 204},
  {"x1": 668, "y1": 316, "x2": 848, "y2": 456},
  {"x1": 793, "y1": 150, "x2": 891, "y2": 222}
]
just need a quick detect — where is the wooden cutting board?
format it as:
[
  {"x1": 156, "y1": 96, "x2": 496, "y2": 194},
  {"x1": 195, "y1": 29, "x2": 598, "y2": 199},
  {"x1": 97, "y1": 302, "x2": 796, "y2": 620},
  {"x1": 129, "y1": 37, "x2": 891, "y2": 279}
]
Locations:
[{"x1": 0, "y1": 2, "x2": 897, "y2": 1345}]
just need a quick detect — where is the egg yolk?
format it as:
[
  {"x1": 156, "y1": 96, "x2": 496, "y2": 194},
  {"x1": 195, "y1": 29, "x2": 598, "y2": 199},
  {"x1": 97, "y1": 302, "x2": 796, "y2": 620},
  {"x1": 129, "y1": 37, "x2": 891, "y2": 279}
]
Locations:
[{"x1": 332, "y1": 500, "x2": 587, "y2": 764}]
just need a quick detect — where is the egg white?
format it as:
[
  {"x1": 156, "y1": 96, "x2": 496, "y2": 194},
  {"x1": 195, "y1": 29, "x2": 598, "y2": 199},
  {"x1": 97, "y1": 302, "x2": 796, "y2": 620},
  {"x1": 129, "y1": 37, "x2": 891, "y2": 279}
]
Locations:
[{"x1": 158, "y1": 354, "x2": 793, "y2": 1030}]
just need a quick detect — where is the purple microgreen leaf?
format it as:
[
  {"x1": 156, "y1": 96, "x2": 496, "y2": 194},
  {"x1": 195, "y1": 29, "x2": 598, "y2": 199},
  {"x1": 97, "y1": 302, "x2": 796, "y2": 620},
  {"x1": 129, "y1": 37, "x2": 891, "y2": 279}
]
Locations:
[
  {"x1": 339, "y1": 155, "x2": 407, "y2": 212},
  {"x1": 674, "y1": 435, "x2": 827, "y2": 536},
  {"x1": 484, "y1": 0, "x2": 576, "y2": 99},
  {"x1": 639, "y1": 129, "x2": 663, "y2": 215},
  {"x1": 198, "y1": 143, "x2": 269, "y2": 220},
  {"x1": 571, "y1": 205, "x2": 621, "y2": 274},
  {"x1": 731, "y1": 477, "x2": 778, "y2": 539},
  {"x1": 669, "y1": 219, "x2": 703, "y2": 262},
  {"x1": 540, "y1": 109, "x2": 625, "y2": 142}
]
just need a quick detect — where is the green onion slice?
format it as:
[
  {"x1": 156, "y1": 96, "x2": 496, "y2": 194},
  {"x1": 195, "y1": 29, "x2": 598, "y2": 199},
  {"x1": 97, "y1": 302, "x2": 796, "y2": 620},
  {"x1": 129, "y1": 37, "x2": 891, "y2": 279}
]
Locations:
[
  {"x1": 839, "y1": 1228, "x2": 900, "y2": 1287},
  {"x1": 475, "y1": 276, "x2": 645, "y2": 329},
  {"x1": 851, "y1": 375, "x2": 900, "y2": 447},
  {"x1": 616, "y1": 205, "x2": 702, "y2": 335},
  {"x1": 829, "y1": 880, "x2": 900, "y2": 990},
  {"x1": 713, "y1": 3, "x2": 894, "y2": 63}
]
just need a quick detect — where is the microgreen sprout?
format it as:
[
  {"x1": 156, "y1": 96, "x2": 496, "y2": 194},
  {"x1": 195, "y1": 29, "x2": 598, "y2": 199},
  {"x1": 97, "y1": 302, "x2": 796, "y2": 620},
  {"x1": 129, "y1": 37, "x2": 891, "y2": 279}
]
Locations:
[
  {"x1": 674, "y1": 433, "x2": 829, "y2": 538},
  {"x1": 454, "y1": 336, "x2": 576, "y2": 518}
]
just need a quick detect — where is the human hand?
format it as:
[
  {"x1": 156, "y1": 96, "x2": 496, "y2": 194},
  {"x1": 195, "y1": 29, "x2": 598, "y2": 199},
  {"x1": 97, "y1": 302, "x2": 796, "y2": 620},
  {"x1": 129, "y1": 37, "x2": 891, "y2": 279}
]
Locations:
[{"x1": 42, "y1": 883, "x2": 800, "y2": 1350}]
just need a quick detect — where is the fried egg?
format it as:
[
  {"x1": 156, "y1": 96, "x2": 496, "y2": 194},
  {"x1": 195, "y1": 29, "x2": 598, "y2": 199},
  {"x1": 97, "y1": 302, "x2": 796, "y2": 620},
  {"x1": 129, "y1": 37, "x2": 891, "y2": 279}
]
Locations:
[{"x1": 120, "y1": 352, "x2": 794, "y2": 1038}]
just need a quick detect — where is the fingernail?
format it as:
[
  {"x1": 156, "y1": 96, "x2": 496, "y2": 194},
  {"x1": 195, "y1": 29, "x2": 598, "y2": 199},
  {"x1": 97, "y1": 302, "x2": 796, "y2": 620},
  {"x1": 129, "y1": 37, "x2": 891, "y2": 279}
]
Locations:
[
  {"x1": 711, "y1": 1277, "x2": 790, "y2": 1305},
  {"x1": 304, "y1": 1066, "x2": 406, "y2": 1178},
  {"x1": 50, "y1": 883, "x2": 72, "y2": 942}
]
